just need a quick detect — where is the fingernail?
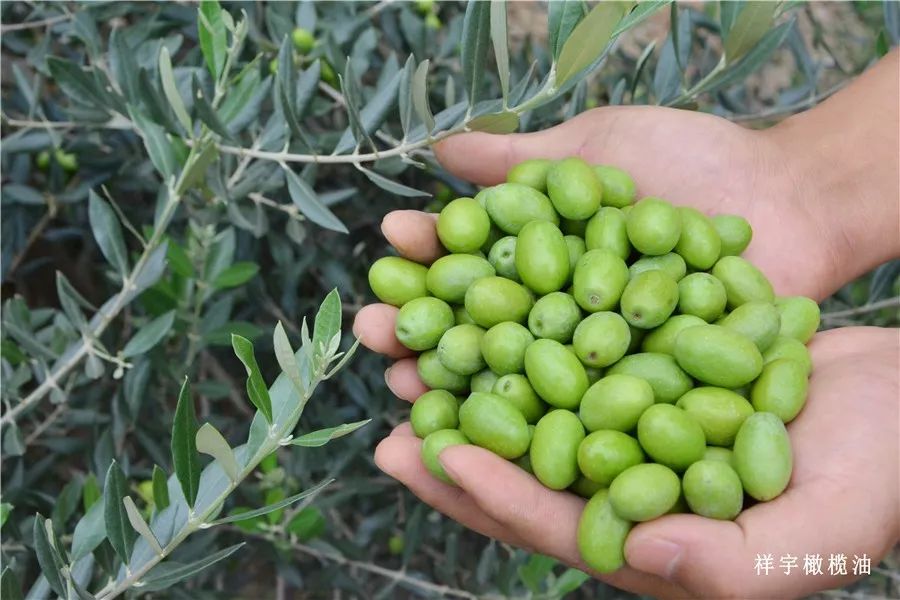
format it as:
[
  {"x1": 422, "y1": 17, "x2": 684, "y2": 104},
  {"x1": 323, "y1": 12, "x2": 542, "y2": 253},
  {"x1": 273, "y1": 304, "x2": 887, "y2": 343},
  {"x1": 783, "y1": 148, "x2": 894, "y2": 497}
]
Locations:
[
  {"x1": 383, "y1": 366, "x2": 393, "y2": 389},
  {"x1": 627, "y1": 536, "x2": 682, "y2": 580}
]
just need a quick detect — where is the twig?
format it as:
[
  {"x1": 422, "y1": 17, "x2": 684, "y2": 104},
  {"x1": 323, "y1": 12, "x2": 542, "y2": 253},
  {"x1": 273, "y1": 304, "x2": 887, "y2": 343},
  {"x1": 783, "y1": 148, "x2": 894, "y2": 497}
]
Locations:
[
  {"x1": 821, "y1": 297, "x2": 900, "y2": 320},
  {"x1": 24, "y1": 404, "x2": 67, "y2": 446},
  {"x1": 7, "y1": 197, "x2": 58, "y2": 277},
  {"x1": 0, "y1": 137, "x2": 210, "y2": 428},
  {"x1": 248, "y1": 193, "x2": 303, "y2": 220},
  {"x1": 0, "y1": 13, "x2": 70, "y2": 33},
  {"x1": 275, "y1": 537, "x2": 477, "y2": 599}
]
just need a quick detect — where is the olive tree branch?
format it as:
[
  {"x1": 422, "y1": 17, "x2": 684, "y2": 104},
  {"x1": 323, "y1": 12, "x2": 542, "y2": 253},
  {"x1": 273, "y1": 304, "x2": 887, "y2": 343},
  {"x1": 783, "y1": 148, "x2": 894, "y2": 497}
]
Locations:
[{"x1": 94, "y1": 349, "x2": 343, "y2": 599}]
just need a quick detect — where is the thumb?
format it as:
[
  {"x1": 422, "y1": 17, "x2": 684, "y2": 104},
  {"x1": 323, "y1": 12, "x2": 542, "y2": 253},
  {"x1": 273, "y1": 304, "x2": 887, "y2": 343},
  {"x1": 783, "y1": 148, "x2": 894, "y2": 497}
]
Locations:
[
  {"x1": 433, "y1": 110, "x2": 612, "y2": 186},
  {"x1": 624, "y1": 486, "x2": 877, "y2": 600}
]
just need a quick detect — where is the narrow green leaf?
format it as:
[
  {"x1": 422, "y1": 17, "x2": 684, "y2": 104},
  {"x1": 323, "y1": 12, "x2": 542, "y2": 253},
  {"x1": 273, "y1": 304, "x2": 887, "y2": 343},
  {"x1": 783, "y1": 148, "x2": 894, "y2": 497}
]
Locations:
[
  {"x1": 56, "y1": 272, "x2": 88, "y2": 330},
  {"x1": 211, "y1": 262, "x2": 259, "y2": 289},
  {"x1": 159, "y1": 47, "x2": 192, "y2": 133},
  {"x1": 338, "y1": 64, "x2": 371, "y2": 151},
  {"x1": 123, "y1": 496, "x2": 163, "y2": 556},
  {"x1": 128, "y1": 105, "x2": 177, "y2": 179},
  {"x1": 412, "y1": 60, "x2": 435, "y2": 134},
  {"x1": 357, "y1": 166, "x2": 430, "y2": 198},
  {"x1": 556, "y1": 568, "x2": 591, "y2": 594},
  {"x1": 490, "y1": 0, "x2": 510, "y2": 104},
  {"x1": 46, "y1": 57, "x2": 111, "y2": 114},
  {"x1": 198, "y1": 0, "x2": 227, "y2": 79},
  {"x1": 273, "y1": 321, "x2": 305, "y2": 397},
  {"x1": 0, "y1": 503, "x2": 11, "y2": 528},
  {"x1": 466, "y1": 111, "x2": 519, "y2": 134},
  {"x1": 122, "y1": 310, "x2": 176, "y2": 358},
  {"x1": 461, "y1": 0, "x2": 492, "y2": 108},
  {"x1": 0, "y1": 567, "x2": 24, "y2": 600},
  {"x1": 397, "y1": 55, "x2": 416, "y2": 139},
  {"x1": 548, "y1": 0, "x2": 586, "y2": 59},
  {"x1": 192, "y1": 77, "x2": 236, "y2": 141},
  {"x1": 139, "y1": 543, "x2": 245, "y2": 592},
  {"x1": 286, "y1": 506, "x2": 326, "y2": 540},
  {"x1": 719, "y1": 0, "x2": 744, "y2": 39},
  {"x1": 83, "y1": 473, "x2": 101, "y2": 511},
  {"x1": 556, "y1": 2, "x2": 632, "y2": 86},
  {"x1": 686, "y1": 20, "x2": 794, "y2": 100},
  {"x1": 88, "y1": 191, "x2": 129, "y2": 277},
  {"x1": 333, "y1": 69, "x2": 403, "y2": 154},
  {"x1": 210, "y1": 479, "x2": 333, "y2": 525},
  {"x1": 283, "y1": 166, "x2": 348, "y2": 233},
  {"x1": 312, "y1": 289, "x2": 341, "y2": 365},
  {"x1": 630, "y1": 39, "x2": 657, "y2": 100},
  {"x1": 653, "y1": 34, "x2": 681, "y2": 105},
  {"x1": 104, "y1": 461, "x2": 137, "y2": 564},
  {"x1": 196, "y1": 423, "x2": 240, "y2": 482},
  {"x1": 110, "y1": 28, "x2": 140, "y2": 105},
  {"x1": 152, "y1": 465, "x2": 170, "y2": 511},
  {"x1": 724, "y1": 1, "x2": 778, "y2": 64},
  {"x1": 176, "y1": 141, "x2": 219, "y2": 195},
  {"x1": 32, "y1": 516, "x2": 66, "y2": 598},
  {"x1": 612, "y1": 0, "x2": 670, "y2": 37},
  {"x1": 231, "y1": 334, "x2": 274, "y2": 424},
  {"x1": 172, "y1": 378, "x2": 201, "y2": 508},
  {"x1": 290, "y1": 419, "x2": 371, "y2": 447}
]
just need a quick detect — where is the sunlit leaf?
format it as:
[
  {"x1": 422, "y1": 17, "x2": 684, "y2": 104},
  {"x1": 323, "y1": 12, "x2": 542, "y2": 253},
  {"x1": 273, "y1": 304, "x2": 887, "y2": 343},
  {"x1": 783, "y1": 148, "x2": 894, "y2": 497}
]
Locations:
[
  {"x1": 152, "y1": 465, "x2": 170, "y2": 511},
  {"x1": 724, "y1": 1, "x2": 778, "y2": 64},
  {"x1": 556, "y1": 1, "x2": 632, "y2": 86},
  {"x1": 196, "y1": 422, "x2": 240, "y2": 482},
  {"x1": 412, "y1": 59, "x2": 435, "y2": 134},
  {"x1": 198, "y1": 0, "x2": 227, "y2": 79},
  {"x1": 123, "y1": 496, "x2": 163, "y2": 555},
  {"x1": 466, "y1": 111, "x2": 519, "y2": 134}
]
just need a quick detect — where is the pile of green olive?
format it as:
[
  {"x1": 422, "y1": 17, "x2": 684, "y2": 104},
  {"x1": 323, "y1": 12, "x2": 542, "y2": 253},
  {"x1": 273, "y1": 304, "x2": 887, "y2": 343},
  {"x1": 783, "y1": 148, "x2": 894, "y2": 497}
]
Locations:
[{"x1": 367, "y1": 157, "x2": 819, "y2": 573}]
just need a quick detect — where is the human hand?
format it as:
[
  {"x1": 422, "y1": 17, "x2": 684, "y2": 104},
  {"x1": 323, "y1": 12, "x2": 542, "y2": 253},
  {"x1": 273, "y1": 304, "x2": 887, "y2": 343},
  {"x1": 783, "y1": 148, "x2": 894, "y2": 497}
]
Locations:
[
  {"x1": 367, "y1": 321, "x2": 898, "y2": 599},
  {"x1": 354, "y1": 106, "x2": 900, "y2": 598}
]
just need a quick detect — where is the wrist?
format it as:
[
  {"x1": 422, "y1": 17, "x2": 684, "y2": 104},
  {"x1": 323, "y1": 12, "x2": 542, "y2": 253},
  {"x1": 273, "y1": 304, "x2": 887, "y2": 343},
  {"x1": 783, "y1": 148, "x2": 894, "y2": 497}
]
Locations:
[{"x1": 761, "y1": 103, "x2": 900, "y2": 298}]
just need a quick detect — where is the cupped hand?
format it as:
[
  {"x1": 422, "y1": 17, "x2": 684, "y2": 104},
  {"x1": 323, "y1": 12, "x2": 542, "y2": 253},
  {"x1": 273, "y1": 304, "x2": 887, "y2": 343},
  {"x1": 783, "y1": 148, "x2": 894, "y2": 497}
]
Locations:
[{"x1": 354, "y1": 107, "x2": 900, "y2": 599}]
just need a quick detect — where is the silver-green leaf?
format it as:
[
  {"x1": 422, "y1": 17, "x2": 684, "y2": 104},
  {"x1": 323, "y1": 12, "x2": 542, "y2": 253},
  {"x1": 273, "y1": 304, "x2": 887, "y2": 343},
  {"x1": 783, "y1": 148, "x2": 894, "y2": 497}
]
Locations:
[
  {"x1": 283, "y1": 166, "x2": 348, "y2": 233},
  {"x1": 290, "y1": 419, "x2": 371, "y2": 447},
  {"x1": 122, "y1": 310, "x2": 176, "y2": 358},
  {"x1": 461, "y1": 0, "x2": 492, "y2": 108},
  {"x1": 88, "y1": 191, "x2": 130, "y2": 278},
  {"x1": 139, "y1": 543, "x2": 245, "y2": 592},
  {"x1": 490, "y1": 0, "x2": 510, "y2": 104},
  {"x1": 123, "y1": 496, "x2": 163, "y2": 556},
  {"x1": 210, "y1": 479, "x2": 333, "y2": 525}
]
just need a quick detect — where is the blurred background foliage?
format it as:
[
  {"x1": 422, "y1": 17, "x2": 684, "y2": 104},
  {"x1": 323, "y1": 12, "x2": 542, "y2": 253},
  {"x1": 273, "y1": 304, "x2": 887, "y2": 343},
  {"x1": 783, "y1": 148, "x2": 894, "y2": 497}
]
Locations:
[{"x1": 1, "y1": 0, "x2": 898, "y2": 598}]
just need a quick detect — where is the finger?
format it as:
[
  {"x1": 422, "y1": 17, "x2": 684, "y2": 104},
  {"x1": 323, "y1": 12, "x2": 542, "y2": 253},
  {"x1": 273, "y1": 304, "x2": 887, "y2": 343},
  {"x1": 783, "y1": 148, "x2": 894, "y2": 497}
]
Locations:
[
  {"x1": 438, "y1": 445, "x2": 687, "y2": 598},
  {"x1": 434, "y1": 111, "x2": 601, "y2": 186},
  {"x1": 352, "y1": 304, "x2": 413, "y2": 359},
  {"x1": 373, "y1": 434, "x2": 530, "y2": 547},
  {"x1": 389, "y1": 422, "x2": 416, "y2": 437},
  {"x1": 382, "y1": 210, "x2": 444, "y2": 264},
  {"x1": 385, "y1": 358, "x2": 428, "y2": 402}
]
